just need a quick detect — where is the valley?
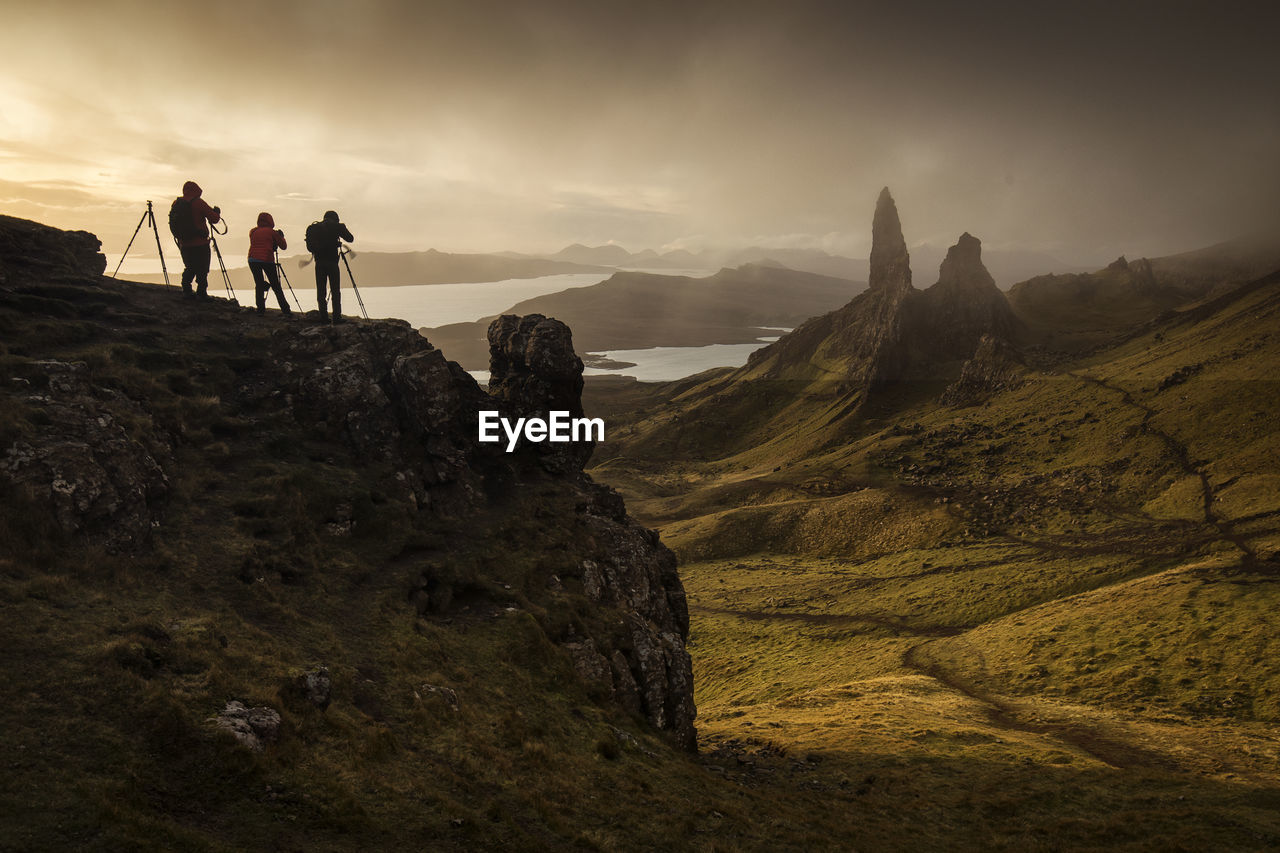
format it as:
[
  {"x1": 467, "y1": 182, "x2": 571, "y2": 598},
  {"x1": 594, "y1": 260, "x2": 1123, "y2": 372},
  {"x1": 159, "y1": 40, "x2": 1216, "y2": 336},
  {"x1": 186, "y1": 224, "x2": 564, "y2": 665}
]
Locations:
[{"x1": 582, "y1": 193, "x2": 1280, "y2": 847}]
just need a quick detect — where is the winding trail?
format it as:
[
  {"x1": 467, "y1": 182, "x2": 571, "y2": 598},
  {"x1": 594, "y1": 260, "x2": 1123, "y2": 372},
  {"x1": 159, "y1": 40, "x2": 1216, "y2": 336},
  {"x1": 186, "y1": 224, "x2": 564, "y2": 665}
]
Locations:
[
  {"x1": 1071, "y1": 371, "x2": 1258, "y2": 568},
  {"x1": 901, "y1": 640, "x2": 1178, "y2": 771}
]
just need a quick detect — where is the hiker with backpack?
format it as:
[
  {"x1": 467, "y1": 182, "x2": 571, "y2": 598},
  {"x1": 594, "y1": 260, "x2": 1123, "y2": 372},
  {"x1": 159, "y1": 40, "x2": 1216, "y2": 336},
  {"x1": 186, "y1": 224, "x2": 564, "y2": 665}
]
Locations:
[
  {"x1": 305, "y1": 211, "x2": 354, "y2": 323},
  {"x1": 247, "y1": 213, "x2": 292, "y2": 316},
  {"x1": 169, "y1": 181, "x2": 221, "y2": 299}
]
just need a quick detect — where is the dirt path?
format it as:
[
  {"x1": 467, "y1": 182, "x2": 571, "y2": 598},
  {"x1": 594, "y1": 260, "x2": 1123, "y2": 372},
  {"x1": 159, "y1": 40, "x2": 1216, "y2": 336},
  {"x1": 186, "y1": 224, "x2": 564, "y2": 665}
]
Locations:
[
  {"x1": 1072, "y1": 371, "x2": 1258, "y2": 568},
  {"x1": 901, "y1": 640, "x2": 1178, "y2": 771}
]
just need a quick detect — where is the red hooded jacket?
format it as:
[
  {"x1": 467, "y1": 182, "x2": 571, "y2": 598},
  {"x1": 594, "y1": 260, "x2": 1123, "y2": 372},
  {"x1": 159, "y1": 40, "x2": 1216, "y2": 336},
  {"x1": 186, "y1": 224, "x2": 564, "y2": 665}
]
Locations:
[
  {"x1": 248, "y1": 212, "x2": 287, "y2": 263},
  {"x1": 178, "y1": 181, "x2": 221, "y2": 247}
]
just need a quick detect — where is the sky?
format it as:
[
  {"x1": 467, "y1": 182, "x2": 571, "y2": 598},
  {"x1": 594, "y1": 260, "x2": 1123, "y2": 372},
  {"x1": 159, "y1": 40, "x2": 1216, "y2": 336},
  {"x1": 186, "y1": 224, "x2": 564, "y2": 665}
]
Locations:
[{"x1": 1, "y1": 0, "x2": 1277, "y2": 268}]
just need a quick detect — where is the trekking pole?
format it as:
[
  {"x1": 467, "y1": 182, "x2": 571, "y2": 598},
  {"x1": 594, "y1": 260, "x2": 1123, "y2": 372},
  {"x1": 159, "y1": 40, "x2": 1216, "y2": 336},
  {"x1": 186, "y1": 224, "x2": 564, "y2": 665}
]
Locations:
[
  {"x1": 208, "y1": 218, "x2": 237, "y2": 304},
  {"x1": 112, "y1": 200, "x2": 170, "y2": 286},
  {"x1": 275, "y1": 249, "x2": 302, "y2": 312},
  {"x1": 339, "y1": 248, "x2": 369, "y2": 319}
]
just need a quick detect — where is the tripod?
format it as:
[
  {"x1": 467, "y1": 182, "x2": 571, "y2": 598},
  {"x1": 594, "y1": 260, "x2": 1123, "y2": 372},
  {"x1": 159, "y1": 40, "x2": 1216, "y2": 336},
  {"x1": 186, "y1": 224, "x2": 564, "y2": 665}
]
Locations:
[
  {"x1": 208, "y1": 219, "x2": 237, "y2": 304},
  {"x1": 112, "y1": 200, "x2": 170, "y2": 285},
  {"x1": 339, "y1": 248, "x2": 369, "y2": 320},
  {"x1": 275, "y1": 250, "x2": 302, "y2": 312}
]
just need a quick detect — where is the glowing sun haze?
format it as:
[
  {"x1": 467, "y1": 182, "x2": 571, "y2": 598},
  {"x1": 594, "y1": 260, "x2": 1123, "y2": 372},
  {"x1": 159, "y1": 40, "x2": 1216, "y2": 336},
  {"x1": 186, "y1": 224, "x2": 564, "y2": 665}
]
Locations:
[{"x1": 2, "y1": 0, "x2": 1277, "y2": 267}]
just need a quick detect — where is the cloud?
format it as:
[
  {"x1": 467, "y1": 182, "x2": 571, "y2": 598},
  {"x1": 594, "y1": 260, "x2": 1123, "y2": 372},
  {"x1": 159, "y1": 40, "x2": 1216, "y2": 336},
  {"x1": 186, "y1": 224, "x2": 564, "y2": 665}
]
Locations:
[{"x1": 0, "y1": 1, "x2": 1276, "y2": 260}]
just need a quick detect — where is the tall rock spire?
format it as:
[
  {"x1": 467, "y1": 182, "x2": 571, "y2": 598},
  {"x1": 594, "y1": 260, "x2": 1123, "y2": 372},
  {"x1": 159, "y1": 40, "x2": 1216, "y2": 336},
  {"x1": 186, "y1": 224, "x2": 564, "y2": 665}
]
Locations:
[{"x1": 868, "y1": 187, "x2": 912, "y2": 296}]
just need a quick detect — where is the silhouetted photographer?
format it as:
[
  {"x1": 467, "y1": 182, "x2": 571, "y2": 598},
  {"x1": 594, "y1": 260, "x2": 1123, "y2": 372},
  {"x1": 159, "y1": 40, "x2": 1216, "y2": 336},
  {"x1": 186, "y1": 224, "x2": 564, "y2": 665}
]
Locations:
[
  {"x1": 305, "y1": 211, "x2": 354, "y2": 323},
  {"x1": 169, "y1": 181, "x2": 222, "y2": 299},
  {"x1": 247, "y1": 212, "x2": 292, "y2": 316}
]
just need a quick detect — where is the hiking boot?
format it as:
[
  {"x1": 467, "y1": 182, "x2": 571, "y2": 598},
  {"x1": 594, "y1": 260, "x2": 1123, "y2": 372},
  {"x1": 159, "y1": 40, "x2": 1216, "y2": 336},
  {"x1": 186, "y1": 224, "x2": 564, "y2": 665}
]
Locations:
[{"x1": 332, "y1": 315, "x2": 346, "y2": 325}]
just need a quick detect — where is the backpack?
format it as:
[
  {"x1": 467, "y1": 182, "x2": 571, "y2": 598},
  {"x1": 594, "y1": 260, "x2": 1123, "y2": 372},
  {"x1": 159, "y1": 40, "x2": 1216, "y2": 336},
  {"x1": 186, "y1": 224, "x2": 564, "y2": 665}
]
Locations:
[
  {"x1": 304, "y1": 221, "x2": 325, "y2": 254},
  {"x1": 168, "y1": 197, "x2": 200, "y2": 241}
]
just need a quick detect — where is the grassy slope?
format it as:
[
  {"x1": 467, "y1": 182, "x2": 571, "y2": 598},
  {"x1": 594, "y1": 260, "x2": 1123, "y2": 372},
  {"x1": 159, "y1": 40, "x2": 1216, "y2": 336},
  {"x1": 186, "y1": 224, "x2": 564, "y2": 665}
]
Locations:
[
  {"x1": 589, "y1": 271, "x2": 1280, "y2": 847},
  {"x1": 8, "y1": 258, "x2": 1280, "y2": 848}
]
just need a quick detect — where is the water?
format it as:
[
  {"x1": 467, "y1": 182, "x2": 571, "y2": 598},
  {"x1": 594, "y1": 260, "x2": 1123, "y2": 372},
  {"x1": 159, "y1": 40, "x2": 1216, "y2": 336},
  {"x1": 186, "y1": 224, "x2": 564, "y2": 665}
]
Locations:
[
  {"x1": 219, "y1": 270, "x2": 784, "y2": 384},
  {"x1": 581, "y1": 338, "x2": 782, "y2": 382},
  {"x1": 230, "y1": 273, "x2": 609, "y2": 328}
]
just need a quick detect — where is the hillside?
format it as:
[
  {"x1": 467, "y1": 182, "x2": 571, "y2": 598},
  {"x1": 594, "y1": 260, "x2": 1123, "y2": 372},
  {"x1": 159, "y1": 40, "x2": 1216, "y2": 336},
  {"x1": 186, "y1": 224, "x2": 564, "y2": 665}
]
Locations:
[
  {"x1": 1007, "y1": 232, "x2": 1280, "y2": 353},
  {"x1": 10, "y1": 207, "x2": 1280, "y2": 849},
  {"x1": 0, "y1": 216, "x2": 715, "y2": 849},
  {"x1": 585, "y1": 192, "x2": 1280, "y2": 847},
  {"x1": 423, "y1": 264, "x2": 863, "y2": 370}
]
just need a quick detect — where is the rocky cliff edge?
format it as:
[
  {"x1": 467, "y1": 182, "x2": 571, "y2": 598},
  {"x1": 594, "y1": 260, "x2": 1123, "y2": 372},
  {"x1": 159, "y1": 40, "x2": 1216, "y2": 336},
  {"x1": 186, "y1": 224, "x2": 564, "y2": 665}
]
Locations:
[{"x1": 0, "y1": 215, "x2": 695, "y2": 750}]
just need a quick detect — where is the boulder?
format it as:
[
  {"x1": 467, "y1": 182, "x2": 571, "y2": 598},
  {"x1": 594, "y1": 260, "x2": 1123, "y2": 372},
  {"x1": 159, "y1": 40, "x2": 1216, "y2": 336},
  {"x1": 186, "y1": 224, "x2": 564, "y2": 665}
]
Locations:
[{"x1": 215, "y1": 700, "x2": 281, "y2": 751}]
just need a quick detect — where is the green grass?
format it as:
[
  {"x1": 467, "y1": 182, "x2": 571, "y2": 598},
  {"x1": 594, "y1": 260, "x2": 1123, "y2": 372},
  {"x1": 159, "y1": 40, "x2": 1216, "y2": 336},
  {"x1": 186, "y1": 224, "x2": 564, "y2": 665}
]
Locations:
[
  {"x1": 8, "y1": 246, "x2": 1280, "y2": 848},
  {"x1": 585, "y1": 260, "x2": 1280, "y2": 847}
]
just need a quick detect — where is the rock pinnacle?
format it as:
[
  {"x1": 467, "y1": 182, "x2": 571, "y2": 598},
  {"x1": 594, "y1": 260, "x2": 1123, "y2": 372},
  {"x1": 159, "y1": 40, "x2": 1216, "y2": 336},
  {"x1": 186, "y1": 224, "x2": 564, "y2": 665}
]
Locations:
[{"x1": 869, "y1": 187, "x2": 912, "y2": 296}]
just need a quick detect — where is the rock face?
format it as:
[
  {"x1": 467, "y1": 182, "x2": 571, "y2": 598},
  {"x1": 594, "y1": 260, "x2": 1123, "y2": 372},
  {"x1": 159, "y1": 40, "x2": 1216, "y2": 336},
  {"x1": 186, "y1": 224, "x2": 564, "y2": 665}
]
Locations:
[
  {"x1": 486, "y1": 313, "x2": 593, "y2": 473},
  {"x1": 574, "y1": 489, "x2": 695, "y2": 748},
  {"x1": 265, "y1": 321, "x2": 692, "y2": 747},
  {"x1": 1, "y1": 360, "x2": 171, "y2": 549},
  {"x1": 921, "y1": 232, "x2": 1022, "y2": 360},
  {"x1": 0, "y1": 215, "x2": 106, "y2": 283},
  {"x1": 940, "y1": 334, "x2": 1027, "y2": 406},
  {"x1": 868, "y1": 186, "x2": 912, "y2": 298}
]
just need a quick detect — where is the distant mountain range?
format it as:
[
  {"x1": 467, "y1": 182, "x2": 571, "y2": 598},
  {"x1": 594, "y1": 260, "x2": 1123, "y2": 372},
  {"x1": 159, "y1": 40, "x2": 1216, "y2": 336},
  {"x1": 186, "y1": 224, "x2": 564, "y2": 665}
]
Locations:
[
  {"x1": 124, "y1": 240, "x2": 1093, "y2": 293},
  {"x1": 536, "y1": 243, "x2": 862, "y2": 278},
  {"x1": 533, "y1": 243, "x2": 1089, "y2": 288},
  {"x1": 423, "y1": 263, "x2": 865, "y2": 370}
]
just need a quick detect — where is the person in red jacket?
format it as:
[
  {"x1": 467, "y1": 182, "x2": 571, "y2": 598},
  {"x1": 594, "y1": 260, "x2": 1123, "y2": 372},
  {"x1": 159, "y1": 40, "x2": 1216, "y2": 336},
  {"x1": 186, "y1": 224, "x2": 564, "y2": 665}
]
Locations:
[
  {"x1": 247, "y1": 212, "x2": 292, "y2": 316},
  {"x1": 173, "y1": 180, "x2": 221, "y2": 299}
]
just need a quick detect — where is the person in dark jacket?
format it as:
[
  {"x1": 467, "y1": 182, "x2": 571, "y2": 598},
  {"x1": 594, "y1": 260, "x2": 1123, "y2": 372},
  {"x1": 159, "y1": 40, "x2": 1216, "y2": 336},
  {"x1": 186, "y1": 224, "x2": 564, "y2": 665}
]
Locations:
[
  {"x1": 175, "y1": 181, "x2": 221, "y2": 298},
  {"x1": 309, "y1": 210, "x2": 354, "y2": 323},
  {"x1": 247, "y1": 212, "x2": 291, "y2": 316}
]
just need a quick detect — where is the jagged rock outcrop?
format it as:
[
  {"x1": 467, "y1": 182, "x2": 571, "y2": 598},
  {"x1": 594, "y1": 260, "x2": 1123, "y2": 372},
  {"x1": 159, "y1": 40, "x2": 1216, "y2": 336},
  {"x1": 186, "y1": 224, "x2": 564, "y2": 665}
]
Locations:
[
  {"x1": 267, "y1": 320, "x2": 692, "y2": 747},
  {"x1": 618, "y1": 189, "x2": 1025, "y2": 459},
  {"x1": 486, "y1": 313, "x2": 593, "y2": 473},
  {"x1": 574, "y1": 486, "x2": 695, "y2": 748},
  {"x1": 940, "y1": 334, "x2": 1027, "y2": 406},
  {"x1": 748, "y1": 190, "x2": 1020, "y2": 393}
]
